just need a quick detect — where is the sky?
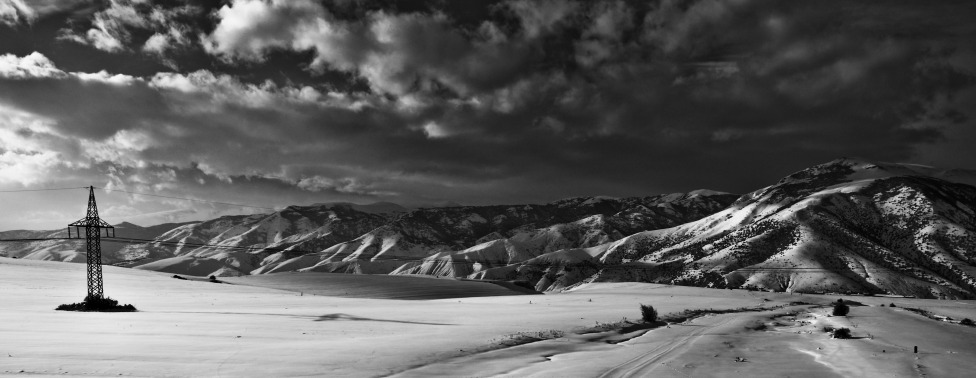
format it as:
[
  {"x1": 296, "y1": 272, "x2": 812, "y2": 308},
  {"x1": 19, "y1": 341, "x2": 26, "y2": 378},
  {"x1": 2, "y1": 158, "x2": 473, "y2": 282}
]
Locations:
[{"x1": 0, "y1": 0, "x2": 974, "y2": 230}]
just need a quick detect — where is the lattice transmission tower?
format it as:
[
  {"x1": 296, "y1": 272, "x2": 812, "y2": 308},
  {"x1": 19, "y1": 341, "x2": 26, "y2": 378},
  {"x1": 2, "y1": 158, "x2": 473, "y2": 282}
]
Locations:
[{"x1": 68, "y1": 186, "x2": 115, "y2": 300}]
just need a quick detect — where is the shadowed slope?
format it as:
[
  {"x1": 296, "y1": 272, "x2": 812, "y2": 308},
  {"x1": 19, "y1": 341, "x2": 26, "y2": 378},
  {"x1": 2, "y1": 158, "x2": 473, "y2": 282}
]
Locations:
[{"x1": 221, "y1": 272, "x2": 539, "y2": 300}]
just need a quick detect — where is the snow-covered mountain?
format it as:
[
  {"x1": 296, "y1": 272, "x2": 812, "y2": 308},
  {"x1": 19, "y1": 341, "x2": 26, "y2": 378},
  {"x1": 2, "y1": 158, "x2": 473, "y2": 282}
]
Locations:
[
  {"x1": 485, "y1": 159, "x2": 976, "y2": 298},
  {"x1": 257, "y1": 191, "x2": 736, "y2": 275},
  {"x1": 7, "y1": 158, "x2": 973, "y2": 298},
  {"x1": 122, "y1": 203, "x2": 400, "y2": 275},
  {"x1": 112, "y1": 193, "x2": 737, "y2": 277},
  {"x1": 0, "y1": 222, "x2": 189, "y2": 262}
]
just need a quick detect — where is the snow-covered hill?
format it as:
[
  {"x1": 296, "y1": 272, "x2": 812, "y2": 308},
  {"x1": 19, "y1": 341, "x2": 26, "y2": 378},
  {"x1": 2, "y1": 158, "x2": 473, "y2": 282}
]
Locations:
[
  {"x1": 112, "y1": 193, "x2": 736, "y2": 278},
  {"x1": 487, "y1": 159, "x2": 976, "y2": 298},
  {"x1": 241, "y1": 192, "x2": 737, "y2": 276},
  {"x1": 0, "y1": 222, "x2": 187, "y2": 263},
  {"x1": 8, "y1": 158, "x2": 972, "y2": 298}
]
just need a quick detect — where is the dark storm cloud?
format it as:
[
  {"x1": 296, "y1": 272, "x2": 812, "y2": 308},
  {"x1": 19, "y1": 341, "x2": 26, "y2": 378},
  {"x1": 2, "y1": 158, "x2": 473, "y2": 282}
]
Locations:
[{"x1": 1, "y1": 0, "x2": 975, "y2": 229}]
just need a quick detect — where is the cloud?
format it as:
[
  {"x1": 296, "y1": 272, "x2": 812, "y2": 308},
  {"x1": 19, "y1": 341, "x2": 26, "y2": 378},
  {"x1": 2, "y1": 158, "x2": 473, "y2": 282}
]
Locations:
[
  {"x1": 0, "y1": 52, "x2": 64, "y2": 79},
  {"x1": 59, "y1": 0, "x2": 201, "y2": 58},
  {"x1": 194, "y1": 0, "x2": 975, "y2": 198},
  {"x1": 574, "y1": 0, "x2": 635, "y2": 66},
  {"x1": 68, "y1": 0, "x2": 147, "y2": 52},
  {"x1": 203, "y1": 0, "x2": 554, "y2": 97},
  {"x1": 0, "y1": 0, "x2": 34, "y2": 27},
  {"x1": 203, "y1": 0, "x2": 329, "y2": 61},
  {"x1": 0, "y1": 52, "x2": 412, "y2": 199},
  {"x1": 142, "y1": 24, "x2": 190, "y2": 57},
  {"x1": 0, "y1": 1, "x2": 975, "y2": 232},
  {"x1": 0, "y1": 106, "x2": 63, "y2": 186},
  {"x1": 296, "y1": 175, "x2": 397, "y2": 196},
  {"x1": 505, "y1": 0, "x2": 580, "y2": 39}
]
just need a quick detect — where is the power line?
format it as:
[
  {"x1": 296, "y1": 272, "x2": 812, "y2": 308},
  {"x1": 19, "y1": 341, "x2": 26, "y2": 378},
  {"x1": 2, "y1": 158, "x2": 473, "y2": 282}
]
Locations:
[
  {"x1": 0, "y1": 187, "x2": 88, "y2": 193},
  {"x1": 0, "y1": 185, "x2": 277, "y2": 211},
  {"x1": 0, "y1": 237, "x2": 75, "y2": 242},
  {"x1": 95, "y1": 187, "x2": 278, "y2": 211}
]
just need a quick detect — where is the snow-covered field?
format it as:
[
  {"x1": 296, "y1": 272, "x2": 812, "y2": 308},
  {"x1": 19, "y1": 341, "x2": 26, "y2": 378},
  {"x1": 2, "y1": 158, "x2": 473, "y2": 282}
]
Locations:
[{"x1": 3, "y1": 258, "x2": 976, "y2": 377}]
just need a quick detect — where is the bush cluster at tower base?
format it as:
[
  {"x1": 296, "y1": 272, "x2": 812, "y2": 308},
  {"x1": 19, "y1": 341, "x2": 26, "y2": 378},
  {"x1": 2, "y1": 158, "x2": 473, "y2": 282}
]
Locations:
[{"x1": 56, "y1": 295, "x2": 137, "y2": 312}]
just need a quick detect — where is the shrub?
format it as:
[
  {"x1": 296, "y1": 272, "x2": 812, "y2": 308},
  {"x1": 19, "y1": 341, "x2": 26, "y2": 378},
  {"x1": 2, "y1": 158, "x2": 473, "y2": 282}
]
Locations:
[
  {"x1": 832, "y1": 327, "x2": 852, "y2": 339},
  {"x1": 56, "y1": 296, "x2": 137, "y2": 312},
  {"x1": 832, "y1": 300, "x2": 850, "y2": 316},
  {"x1": 961, "y1": 318, "x2": 975, "y2": 326},
  {"x1": 640, "y1": 304, "x2": 658, "y2": 323},
  {"x1": 889, "y1": 303, "x2": 896, "y2": 308}
]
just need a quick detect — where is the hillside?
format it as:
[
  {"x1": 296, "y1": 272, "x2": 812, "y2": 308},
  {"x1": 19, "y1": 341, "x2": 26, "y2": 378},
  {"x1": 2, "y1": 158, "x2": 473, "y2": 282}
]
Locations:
[
  {"x1": 8, "y1": 159, "x2": 975, "y2": 298},
  {"x1": 485, "y1": 159, "x2": 976, "y2": 297},
  {"x1": 117, "y1": 193, "x2": 737, "y2": 277},
  {"x1": 0, "y1": 222, "x2": 188, "y2": 262}
]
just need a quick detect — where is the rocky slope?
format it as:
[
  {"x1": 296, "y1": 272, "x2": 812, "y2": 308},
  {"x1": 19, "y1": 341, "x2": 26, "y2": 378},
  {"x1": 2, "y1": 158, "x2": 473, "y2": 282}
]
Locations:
[
  {"x1": 110, "y1": 193, "x2": 737, "y2": 277},
  {"x1": 259, "y1": 191, "x2": 737, "y2": 275},
  {"x1": 484, "y1": 159, "x2": 976, "y2": 298},
  {"x1": 0, "y1": 222, "x2": 188, "y2": 262}
]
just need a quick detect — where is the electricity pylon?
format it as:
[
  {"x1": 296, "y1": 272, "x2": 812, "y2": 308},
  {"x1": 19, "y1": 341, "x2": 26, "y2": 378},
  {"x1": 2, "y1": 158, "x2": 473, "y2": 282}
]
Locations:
[{"x1": 68, "y1": 186, "x2": 115, "y2": 300}]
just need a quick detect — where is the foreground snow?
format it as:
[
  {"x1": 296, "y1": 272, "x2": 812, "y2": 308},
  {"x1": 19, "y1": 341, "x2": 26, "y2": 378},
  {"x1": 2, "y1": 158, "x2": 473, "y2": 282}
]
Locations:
[{"x1": 3, "y1": 258, "x2": 976, "y2": 377}]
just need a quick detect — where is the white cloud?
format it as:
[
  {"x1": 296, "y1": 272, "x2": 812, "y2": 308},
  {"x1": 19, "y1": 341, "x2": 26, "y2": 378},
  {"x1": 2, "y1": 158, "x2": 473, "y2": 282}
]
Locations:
[
  {"x1": 142, "y1": 33, "x2": 171, "y2": 54},
  {"x1": 150, "y1": 69, "x2": 371, "y2": 110},
  {"x1": 79, "y1": 129, "x2": 154, "y2": 168},
  {"x1": 0, "y1": 106, "x2": 65, "y2": 186},
  {"x1": 0, "y1": 52, "x2": 65, "y2": 79},
  {"x1": 74, "y1": 70, "x2": 141, "y2": 85},
  {"x1": 61, "y1": 0, "x2": 200, "y2": 54},
  {"x1": 74, "y1": 0, "x2": 145, "y2": 52},
  {"x1": 0, "y1": 52, "x2": 141, "y2": 86},
  {"x1": 203, "y1": 1, "x2": 544, "y2": 99},
  {"x1": 0, "y1": 0, "x2": 34, "y2": 26},
  {"x1": 203, "y1": 0, "x2": 328, "y2": 61},
  {"x1": 422, "y1": 121, "x2": 449, "y2": 138}
]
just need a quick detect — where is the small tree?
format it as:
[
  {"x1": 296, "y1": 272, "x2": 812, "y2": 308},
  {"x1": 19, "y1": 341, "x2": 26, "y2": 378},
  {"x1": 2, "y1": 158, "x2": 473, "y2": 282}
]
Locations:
[
  {"x1": 832, "y1": 299, "x2": 850, "y2": 316},
  {"x1": 640, "y1": 304, "x2": 658, "y2": 323},
  {"x1": 832, "y1": 327, "x2": 852, "y2": 339},
  {"x1": 961, "y1": 318, "x2": 974, "y2": 326}
]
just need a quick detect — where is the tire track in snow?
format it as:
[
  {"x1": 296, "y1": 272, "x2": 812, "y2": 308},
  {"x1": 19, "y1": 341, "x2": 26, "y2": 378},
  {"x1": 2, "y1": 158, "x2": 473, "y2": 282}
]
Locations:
[{"x1": 597, "y1": 314, "x2": 737, "y2": 378}]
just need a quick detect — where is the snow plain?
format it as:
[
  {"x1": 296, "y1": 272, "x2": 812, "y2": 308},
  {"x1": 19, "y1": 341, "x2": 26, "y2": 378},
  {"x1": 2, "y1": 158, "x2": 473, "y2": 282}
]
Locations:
[{"x1": 3, "y1": 258, "x2": 976, "y2": 377}]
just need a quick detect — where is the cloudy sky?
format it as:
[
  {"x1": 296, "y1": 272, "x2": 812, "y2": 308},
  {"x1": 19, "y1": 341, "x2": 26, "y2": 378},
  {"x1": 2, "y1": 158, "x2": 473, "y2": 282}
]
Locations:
[{"x1": 0, "y1": 0, "x2": 974, "y2": 230}]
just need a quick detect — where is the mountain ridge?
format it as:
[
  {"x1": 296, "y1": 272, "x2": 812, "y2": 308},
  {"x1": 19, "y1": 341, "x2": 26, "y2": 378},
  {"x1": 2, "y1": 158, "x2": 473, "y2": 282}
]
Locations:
[
  {"x1": 4, "y1": 158, "x2": 976, "y2": 299},
  {"x1": 481, "y1": 159, "x2": 976, "y2": 297}
]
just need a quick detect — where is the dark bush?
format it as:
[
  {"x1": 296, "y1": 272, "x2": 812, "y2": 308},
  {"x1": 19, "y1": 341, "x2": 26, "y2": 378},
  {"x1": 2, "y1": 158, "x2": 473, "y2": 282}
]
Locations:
[
  {"x1": 832, "y1": 300, "x2": 850, "y2": 316},
  {"x1": 889, "y1": 303, "x2": 896, "y2": 307},
  {"x1": 961, "y1": 318, "x2": 974, "y2": 326},
  {"x1": 56, "y1": 296, "x2": 137, "y2": 312},
  {"x1": 832, "y1": 327, "x2": 852, "y2": 339},
  {"x1": 640, "y1": 304, "x2": 658, "y2": 323}
]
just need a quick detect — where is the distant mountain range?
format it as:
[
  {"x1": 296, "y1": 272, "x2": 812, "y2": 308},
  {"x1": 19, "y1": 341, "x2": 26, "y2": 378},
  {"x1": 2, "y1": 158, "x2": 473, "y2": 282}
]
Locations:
[
  {"x1": 3, "y1": 158, "x2": 976, "y2": 298},
  {"x1": 119, "y1": 191, "x2": 736, "y2": 277},
  {"x1": 0, "y1": 222, "x2": 190, "y2": 263}
]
